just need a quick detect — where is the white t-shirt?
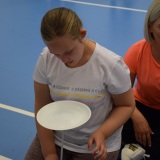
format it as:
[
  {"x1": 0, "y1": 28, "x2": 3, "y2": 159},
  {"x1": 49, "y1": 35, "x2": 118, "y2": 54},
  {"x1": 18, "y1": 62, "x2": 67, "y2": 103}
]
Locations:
[{"x1": 33, "y1": 43, "x2": 131, "y2": 153}]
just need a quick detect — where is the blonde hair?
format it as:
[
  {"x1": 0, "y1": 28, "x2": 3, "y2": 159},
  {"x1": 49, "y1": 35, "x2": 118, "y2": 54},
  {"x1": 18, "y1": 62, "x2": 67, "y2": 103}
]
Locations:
[
  {"x1": 41, "y1": 7, "x2": 83, "y2": 41},
  {"x1": 144, "y1": 0, "x2": 160, "y2": 43}
]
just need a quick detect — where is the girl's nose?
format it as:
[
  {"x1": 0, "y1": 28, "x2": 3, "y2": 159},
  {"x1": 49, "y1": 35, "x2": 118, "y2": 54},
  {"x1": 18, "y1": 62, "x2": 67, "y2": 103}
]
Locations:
[{"x1": 61, "y1": 55, "x2": 70, "y2": 63}]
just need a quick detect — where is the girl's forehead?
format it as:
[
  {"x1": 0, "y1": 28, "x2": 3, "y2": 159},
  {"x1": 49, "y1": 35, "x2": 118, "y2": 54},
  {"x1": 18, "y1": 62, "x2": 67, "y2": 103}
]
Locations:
[
  {"x1": 45, "y1": 37, "x2": 78, "y2": 54},
  {"x1": 48, "y1": 36, "x2": 75, "y2": 43}
]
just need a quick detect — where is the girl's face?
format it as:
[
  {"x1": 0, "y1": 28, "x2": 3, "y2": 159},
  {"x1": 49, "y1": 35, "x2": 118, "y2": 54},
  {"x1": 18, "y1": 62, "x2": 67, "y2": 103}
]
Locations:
[
  {"x1": 45, "y1": 35, "x2": 85, "y2": 67},
  {"x1": 149, "y1": 17, "x2": 160, "y2": 43}
]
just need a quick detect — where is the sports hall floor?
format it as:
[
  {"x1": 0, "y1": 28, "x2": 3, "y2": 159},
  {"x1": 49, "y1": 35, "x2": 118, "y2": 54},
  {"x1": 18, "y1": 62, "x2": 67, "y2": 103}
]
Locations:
[{"x1": 0, "y1": 0, "x2": 152, "y2": 159}]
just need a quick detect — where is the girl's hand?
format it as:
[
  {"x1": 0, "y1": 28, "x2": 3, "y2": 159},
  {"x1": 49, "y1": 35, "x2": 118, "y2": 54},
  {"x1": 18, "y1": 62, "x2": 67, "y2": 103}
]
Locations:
[{"x1": 88, "y1": 130, "x2": 107, "y2": 160}]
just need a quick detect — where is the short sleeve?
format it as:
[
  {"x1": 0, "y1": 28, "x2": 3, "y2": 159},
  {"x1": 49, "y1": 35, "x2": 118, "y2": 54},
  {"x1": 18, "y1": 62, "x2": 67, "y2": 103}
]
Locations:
[
  {"x1": 124, "y1": 43, "x2": 141, "y2": 74},
  {"x1": 33, "y1": 51, "x2": 48, "y2": 84},
  {"x1": 107, "y1": 58, "x2": 131, "y2": 94}
]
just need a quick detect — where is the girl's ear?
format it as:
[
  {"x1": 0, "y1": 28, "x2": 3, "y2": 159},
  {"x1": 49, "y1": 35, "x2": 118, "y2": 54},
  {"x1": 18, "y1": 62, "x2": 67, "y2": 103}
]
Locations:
[{"x1": 80, "y1": 29, "x2": 87, "y2": 39}]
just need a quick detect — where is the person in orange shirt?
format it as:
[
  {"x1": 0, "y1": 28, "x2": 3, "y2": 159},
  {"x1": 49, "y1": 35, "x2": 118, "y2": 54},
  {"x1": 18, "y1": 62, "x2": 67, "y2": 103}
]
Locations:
[{"x1": 121, "y1": 0, "x2": 160, "y2": 159}]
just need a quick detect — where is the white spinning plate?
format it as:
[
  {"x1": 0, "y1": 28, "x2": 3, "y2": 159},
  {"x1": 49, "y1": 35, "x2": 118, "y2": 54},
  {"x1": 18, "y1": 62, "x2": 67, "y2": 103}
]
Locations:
[{"x1": 36, "y1": 100, "x2": 91, "y2": 130}]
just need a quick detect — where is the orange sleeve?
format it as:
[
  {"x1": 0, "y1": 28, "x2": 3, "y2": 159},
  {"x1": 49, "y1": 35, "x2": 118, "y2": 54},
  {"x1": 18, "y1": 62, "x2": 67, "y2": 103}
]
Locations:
[
  {"x1": 124, "y1": 43, "x2": 140, "y2": 74},
  {"x1": 124, "y1": 40, "x2": 146, "y2": 74}
]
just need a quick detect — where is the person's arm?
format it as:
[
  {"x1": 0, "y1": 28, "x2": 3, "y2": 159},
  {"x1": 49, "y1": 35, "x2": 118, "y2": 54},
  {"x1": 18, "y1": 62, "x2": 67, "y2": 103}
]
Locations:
[
  {"x1": 88, "y1": 88, "x2": 135, "y2": 160},
  {"x1": 129, "y1": 72, "x2": 153, "y2": 147},
  {"x1": 34, "y1": 81, "x2": 59, "y2": 160}
]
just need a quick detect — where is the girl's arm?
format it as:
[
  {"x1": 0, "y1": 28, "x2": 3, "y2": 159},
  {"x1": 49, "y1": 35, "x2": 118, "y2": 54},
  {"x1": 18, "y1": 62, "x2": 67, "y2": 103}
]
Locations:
[
  {"x1": 88, "y1": 88, "x2": 135, "y2": 160},
  {"x1": 100, "y1": 88, "x2": 135, "y2": 139},
  {"x1": 34, "y1": 81, "x2": 59, "y2": 160}
]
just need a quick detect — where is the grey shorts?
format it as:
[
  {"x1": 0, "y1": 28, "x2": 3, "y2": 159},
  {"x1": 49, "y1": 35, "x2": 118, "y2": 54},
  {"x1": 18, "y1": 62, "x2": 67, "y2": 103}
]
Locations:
[{"x1": 24, "y1": 134, "x2": 119, "y2": 160}]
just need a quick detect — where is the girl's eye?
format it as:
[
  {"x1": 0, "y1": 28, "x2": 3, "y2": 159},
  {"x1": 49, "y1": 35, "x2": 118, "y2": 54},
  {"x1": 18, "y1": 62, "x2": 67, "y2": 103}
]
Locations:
[
  {"x1": 55, "y1": 54, "x2": 61, "y2": 58},
  {"x1": 66, "y1": 50, "x2": 73, "y2": 54}
]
